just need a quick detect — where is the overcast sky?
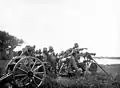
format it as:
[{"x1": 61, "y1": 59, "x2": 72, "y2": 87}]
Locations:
[{"x1": 0, "y1": 0, "x2": 120, "y2": 57}]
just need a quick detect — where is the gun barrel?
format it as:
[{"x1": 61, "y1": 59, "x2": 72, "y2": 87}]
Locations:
[
  {"x1": 79, "y1": 48, "x2": 88, "y2": 50},
  {"x1": 89, "y1": 53, "x2": 96, "y2": 56},
  {"x1": 82, "y1": 48, "x2": 87, "y2": 50}
]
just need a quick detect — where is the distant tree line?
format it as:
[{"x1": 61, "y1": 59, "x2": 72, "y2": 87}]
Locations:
[{"x1": 0, "y1": 30, "x2": 24, "y2": 60}]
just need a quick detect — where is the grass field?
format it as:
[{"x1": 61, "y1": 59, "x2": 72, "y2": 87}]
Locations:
[
  {"x1": 54, "y1": 63, "x2": 120, "y2": 88},
  {"x1": 97, "y1": 64, "x2": 120, "y2": 78},
  {"x1": 0, "y1": 59, "x2": 120, "y2": 88}
]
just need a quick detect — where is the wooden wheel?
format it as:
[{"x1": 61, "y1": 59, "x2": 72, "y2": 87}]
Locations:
[
  {"x1": 12, "y1": 56, "x2": 46, "y2": 88},
  {"x1": 5, "y1": 56, "x2": 21, "y2": 74}
]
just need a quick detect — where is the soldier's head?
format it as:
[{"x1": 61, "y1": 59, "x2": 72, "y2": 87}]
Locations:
[
  {"x1": 33, "y1": 45, "x2": 36, "y2": 49},
  {"x1": 74, "y1": 43, "x2": 79, "y2": 48},
  {"x1": 48, "y1": 46, "x2": 54, "y2": 52},
  {"x1": 38, "y1": 49, "x2": 42, "y2": 54},
  {"x1": 36, "y1": 50, "x2": 39, "y2": 54},
  {"x1": 66, "y1": 49, "x2": 71, "y2": 54},
  {"x1": 32, "y1": 45, "x2": 36, "y2": 52},
  {"x1": 25, "y1": 45, "x2": 31, "y2": 49},
  {"x1": 22, "y1": 45, "x2": 29, "y2": 52},
  {"x1": 43, "y1": 47, "x2": 47, "y2": 53},
  {"x1": 69, "y1": 48, "x2": 72, "y2": 52},
  {"x1": 60, "y1": 51, "x2": 64, "y2": 55},
  {"x1": 25, "y1": 45, "x2": 34, "y2": 54}
]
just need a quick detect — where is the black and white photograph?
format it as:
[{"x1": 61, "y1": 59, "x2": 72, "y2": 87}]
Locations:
[{"x1": 0, "y1": 0, "x2": 120, "y2": 88}]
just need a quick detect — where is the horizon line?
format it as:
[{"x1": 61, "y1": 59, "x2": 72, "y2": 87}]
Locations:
[{"x1": 94, "y1": 57, "x2": 120, "y2": 59}]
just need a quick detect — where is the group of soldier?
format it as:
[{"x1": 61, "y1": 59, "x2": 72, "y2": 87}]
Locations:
[{"x1": 15, "y1": 43, "x2": 89, "y2": 75}]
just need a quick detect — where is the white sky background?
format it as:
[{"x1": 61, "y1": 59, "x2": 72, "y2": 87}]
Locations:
[{"x1": 0, "y1": 0, "x2": 120, "y2": 57}]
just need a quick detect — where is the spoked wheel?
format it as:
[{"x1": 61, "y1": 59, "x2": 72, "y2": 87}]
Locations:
[
  {"x1": 12, "y1": 56, "x2": 46, "y2": 88},
  {"x1": 5, "y1": 56, "x2": 21, "y2": 74}
]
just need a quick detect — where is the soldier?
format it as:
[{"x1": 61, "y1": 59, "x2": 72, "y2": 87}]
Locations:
[
  {"x1": 48, "y1": 46, "x2": 57, "y2": 74},
  {"x1": 32, "y1": 45, "x2": 36, "y2": 54},
  {"x1": 35, "y1": 50, "x2": 39, "y2": 56},
  {"x1": 59, "y1": 51, "x2": 65, "y2": 58},
  {"x1": 48, "y1": 46, "x2": 55, "y2": 56},
  {"x1": 33, "y1": 45, "x2": 36, "y2": 49},
  {"x1": 21, "y1": 47, "x2": 28, "y2": 56},
  {"x1": 68, "y1": 43, "x2": 82, "y2": 72},
  {"x1": 38, "y1": 49, "x2": 42, "y2": 55},
  {"x1": 73, "y1": 43, "x2": 79, "y2": 49},
  {"x1": 42, "y1": 47, "x2": 48, "y2": 54},
  {"x1": 21, "y1": 45, "x2": 34, "y2": 56},
  {"x1": 42, "y1": 47, "x2": 48, "y2": 61}
]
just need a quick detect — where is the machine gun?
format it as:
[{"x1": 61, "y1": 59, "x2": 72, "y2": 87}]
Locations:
[
  {"x1": 78, "y1": 48, "x2": 88, "y2": 51},
  {"x1": 81, "y1": 52, "x2": 114, "y2": 79}
]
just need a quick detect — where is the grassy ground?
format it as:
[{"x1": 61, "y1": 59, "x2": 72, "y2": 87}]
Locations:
[
  {"x1": 0, "y1": 62, "x2": 120, "y2": 88},
  {"x1": 52, "y1": 64, "x2": 120, "y2": 88},
  {"x1": 97, "y1": 64, "x2": 120, "y2": 84},
  {"x1": 97, "y1": 64, "x2": 120, "y2": 77}
]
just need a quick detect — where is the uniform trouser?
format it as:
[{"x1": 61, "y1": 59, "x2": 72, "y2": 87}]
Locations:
[{"x1": 69, "y1": 56, "x2": 79, "y2": 71}]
